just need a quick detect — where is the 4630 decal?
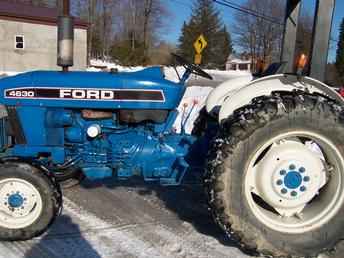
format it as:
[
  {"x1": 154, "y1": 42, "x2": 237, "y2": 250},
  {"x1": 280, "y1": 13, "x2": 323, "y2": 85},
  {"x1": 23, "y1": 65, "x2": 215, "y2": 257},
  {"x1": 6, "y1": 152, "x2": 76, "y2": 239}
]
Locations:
[{"x1": 7, "y1": 90, "x2": 35, "y2": 98}]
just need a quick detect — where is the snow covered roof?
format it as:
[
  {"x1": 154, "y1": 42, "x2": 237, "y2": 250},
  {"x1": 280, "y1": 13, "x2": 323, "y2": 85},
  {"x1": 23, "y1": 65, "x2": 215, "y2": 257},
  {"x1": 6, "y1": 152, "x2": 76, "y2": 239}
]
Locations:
[{"x1": 227, "y1": 59, "x2": 251, "y2": 64}]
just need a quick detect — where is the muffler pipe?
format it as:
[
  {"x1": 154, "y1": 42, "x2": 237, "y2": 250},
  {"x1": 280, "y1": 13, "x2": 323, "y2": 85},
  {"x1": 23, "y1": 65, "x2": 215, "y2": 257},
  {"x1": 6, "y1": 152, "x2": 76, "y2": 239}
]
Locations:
[{"x1": 57, "y1": 0, "x2": 74, "y2": 72}]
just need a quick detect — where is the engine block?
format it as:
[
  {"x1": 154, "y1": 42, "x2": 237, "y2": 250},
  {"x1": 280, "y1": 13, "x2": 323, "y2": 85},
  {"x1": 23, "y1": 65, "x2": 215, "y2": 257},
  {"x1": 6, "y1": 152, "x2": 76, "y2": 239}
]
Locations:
[{"x1": 45, "y1": 108, "x2": 195, "y2": 185}]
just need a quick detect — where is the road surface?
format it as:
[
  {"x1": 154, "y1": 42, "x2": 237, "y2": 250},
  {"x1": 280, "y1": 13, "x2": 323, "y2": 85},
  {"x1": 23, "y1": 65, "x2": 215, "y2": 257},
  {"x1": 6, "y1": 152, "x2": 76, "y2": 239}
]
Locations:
[{"x1": 0, "y1": 175, "x2": 259, "y2": 258}]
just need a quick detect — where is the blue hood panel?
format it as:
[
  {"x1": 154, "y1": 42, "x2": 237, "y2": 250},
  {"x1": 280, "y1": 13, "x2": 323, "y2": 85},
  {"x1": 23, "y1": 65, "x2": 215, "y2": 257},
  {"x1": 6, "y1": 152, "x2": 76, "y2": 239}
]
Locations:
[{"x1": 0, "y1": 68, "x2": 184, "y2": 110}]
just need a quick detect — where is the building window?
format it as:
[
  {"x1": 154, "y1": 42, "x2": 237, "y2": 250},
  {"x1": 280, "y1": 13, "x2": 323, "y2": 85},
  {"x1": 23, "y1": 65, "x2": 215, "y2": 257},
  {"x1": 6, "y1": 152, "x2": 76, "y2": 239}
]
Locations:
[
  {"x1": 239, "y1": 64, "x2": 248, "y2": 70},
  {"x1": 15, "y1": 35, "x2": 25, "y2": 50}
]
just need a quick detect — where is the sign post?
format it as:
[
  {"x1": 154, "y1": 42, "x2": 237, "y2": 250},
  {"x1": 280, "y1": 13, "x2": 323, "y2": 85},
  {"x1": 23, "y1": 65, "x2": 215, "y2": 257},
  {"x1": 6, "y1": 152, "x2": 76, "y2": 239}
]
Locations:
[{"x1": 193, "y1": 34, "x2": 208, "y2": 65}]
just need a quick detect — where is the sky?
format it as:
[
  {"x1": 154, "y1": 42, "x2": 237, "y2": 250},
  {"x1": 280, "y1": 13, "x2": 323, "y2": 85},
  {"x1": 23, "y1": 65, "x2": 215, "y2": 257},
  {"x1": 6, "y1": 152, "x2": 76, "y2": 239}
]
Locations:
[{"x1": 163, "y1": 0, "x2": 344, "y2": 62}]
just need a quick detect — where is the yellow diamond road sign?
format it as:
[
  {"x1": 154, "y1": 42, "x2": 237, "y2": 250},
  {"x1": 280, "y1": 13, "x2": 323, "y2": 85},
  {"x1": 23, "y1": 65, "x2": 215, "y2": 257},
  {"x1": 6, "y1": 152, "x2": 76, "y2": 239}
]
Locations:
[{"x1": 194, "y1": 34, "x2": 208, "y2": 54}]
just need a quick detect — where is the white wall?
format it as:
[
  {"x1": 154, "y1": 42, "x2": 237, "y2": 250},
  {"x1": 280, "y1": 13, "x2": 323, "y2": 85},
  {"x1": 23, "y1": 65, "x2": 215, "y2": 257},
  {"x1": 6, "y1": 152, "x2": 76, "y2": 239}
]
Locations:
[{"x1": 0, "y1": 20, "x2": 87, "y2": 72}]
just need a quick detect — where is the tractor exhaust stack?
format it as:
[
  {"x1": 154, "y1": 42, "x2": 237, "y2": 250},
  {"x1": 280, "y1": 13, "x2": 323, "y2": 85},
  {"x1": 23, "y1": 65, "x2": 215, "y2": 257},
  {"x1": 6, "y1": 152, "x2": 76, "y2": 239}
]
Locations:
[{"x1": 57, "y1": 0, "x2": 74, "y2": 72}]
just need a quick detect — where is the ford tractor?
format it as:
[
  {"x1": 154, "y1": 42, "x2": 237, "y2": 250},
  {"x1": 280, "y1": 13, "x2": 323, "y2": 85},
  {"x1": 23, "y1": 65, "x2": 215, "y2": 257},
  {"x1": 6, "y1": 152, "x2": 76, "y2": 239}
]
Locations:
[{"x1": 0, "y1": 0, "x2": 342, "y2": 257}]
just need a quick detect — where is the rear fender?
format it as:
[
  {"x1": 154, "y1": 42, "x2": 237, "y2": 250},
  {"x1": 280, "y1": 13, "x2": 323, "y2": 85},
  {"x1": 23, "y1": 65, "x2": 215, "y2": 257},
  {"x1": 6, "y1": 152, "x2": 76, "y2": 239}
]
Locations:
[
  {"x1": 205, "y1": 76, "x2": 253, "y2": 115},
  {"x1": 218, "y1": 74, "x2": 344, "y2": 122}
]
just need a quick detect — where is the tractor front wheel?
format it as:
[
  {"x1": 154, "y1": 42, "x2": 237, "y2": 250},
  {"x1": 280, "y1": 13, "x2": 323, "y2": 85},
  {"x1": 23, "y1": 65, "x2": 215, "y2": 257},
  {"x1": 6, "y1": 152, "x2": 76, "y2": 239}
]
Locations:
[
  {"x1": 0, "y1": 162, "x2": 60, "y2": 240},
  {"x1": 206, "y1": 92, "x2": 344, "y2": 257}
]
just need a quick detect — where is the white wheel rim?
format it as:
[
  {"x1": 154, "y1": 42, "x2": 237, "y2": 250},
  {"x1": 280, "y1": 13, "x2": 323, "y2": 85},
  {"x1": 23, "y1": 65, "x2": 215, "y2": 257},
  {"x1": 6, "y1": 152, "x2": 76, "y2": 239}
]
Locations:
[
  {"x1": 0, "y1": 178, "x2": 43, "y2": 229},
  {"x1": 244, "y1": 131, "x2": 344, "y2": 234}
]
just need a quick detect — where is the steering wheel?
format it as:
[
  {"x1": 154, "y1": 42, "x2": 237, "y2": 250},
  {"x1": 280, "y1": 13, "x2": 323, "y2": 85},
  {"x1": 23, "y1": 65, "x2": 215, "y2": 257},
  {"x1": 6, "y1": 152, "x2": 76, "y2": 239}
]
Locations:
[{"x1": 171, "y1": 53, "x2": 213, "y2": 80}]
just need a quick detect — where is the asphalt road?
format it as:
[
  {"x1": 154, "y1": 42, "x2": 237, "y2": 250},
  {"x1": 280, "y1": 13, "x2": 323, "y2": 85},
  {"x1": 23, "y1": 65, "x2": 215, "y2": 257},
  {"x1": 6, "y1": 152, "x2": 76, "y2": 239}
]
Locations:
[{"x1": 0, "y1": 175, "x2": 258, "y2": 258}]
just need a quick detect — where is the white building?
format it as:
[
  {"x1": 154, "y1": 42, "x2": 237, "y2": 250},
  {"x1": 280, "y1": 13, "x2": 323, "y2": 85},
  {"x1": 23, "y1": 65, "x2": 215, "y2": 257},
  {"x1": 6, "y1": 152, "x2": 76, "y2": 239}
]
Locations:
[
  {"x1": 226, "y1": 56, "x2": 251, "y2": 72},
  {"x1": 0, "y1": 1, "x2": 88, "y2": 72}
]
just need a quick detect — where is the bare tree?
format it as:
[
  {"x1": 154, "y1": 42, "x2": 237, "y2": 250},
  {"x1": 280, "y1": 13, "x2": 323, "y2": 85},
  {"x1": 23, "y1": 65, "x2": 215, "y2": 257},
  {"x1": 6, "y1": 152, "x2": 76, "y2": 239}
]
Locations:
[
  {"x1": 143, "y1": 0, "x2": 154, "y2": 62},
  {"x1": 109, "y1": 0, "x2": 168, "y2": 64},
  {"x1": 233, "y1": 0, "x2": 284, "y2": 71},
  {"x1": 70, "y1": 0, "x2": 169, "y2": 64}
]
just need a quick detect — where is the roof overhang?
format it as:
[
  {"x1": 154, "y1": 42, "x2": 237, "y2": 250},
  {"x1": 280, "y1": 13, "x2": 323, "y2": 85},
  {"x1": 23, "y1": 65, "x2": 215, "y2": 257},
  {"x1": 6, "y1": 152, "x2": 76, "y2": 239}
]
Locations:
[{"x1": 0, "y1": 1, "x2": 88, "y2": 29}]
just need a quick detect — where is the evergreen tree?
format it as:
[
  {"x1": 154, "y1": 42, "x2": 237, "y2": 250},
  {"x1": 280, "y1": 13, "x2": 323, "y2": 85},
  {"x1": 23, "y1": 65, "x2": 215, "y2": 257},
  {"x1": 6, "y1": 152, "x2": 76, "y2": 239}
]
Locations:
[
  {"x1": 336, "y1": 18, "x2": 344, "y2": 83},
  {"x1": 177, "y1": 0, "x2": 232, "y2": 69},
  {"x1": 214, "y1": 25, "x2": 233, "y2": 69}
]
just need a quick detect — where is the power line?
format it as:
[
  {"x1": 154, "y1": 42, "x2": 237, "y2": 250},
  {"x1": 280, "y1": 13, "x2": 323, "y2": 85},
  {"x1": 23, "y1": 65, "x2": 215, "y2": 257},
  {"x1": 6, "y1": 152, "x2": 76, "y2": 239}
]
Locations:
[
  {"x1": 215, "y1": 0, "x2": 283, "y2": 25},
  {"x1": 213, "y1": 0, "x2": 284, "y2": 26},
  {"x1": 170, "y1": 0, "x2": 283, "y2": 27}
]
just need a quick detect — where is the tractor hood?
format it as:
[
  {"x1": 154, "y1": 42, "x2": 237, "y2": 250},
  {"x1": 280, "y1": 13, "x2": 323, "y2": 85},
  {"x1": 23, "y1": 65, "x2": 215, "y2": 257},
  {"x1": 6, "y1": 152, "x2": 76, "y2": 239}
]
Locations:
[{"x1": 0, "y1": 67, "x2": 185, "y2": 110}]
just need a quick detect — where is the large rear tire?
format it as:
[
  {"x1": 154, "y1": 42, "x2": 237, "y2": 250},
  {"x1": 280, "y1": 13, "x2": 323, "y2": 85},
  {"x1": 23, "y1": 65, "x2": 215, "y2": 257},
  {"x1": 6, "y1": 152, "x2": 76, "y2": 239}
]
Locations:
[
  {"x1": 205, "y1": 92, "x2": 344, "y2": 257},
  {"x1": 192, "y1": 107, "x2": 209, "y2": 136},
  {"x1": 0, "y1": 162, "x2": 60, "y2": 240}
]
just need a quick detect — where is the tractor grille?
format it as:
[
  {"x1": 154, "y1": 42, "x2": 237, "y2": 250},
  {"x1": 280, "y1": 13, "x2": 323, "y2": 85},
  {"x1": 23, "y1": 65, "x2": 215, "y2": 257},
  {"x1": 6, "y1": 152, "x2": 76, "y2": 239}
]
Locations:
[
  {"x1": 0, "y1": 106, "x2": 10, "y2": 151},
  {"x1": 0, "y1": 117, "x2": 9, "y2": 151}
]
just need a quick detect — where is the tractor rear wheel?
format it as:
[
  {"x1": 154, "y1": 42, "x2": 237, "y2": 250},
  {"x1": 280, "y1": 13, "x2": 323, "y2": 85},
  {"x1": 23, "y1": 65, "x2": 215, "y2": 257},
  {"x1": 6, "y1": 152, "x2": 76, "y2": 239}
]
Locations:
[
  {"x1": 192, "y1": 107, "x2": 209, "y2": 136},
  {"x1": 205, "y1": 92, "x2": 344, "y2": 258},
  {"x1": 0, "y1": 162, "x2": 60, "y2": 240}
]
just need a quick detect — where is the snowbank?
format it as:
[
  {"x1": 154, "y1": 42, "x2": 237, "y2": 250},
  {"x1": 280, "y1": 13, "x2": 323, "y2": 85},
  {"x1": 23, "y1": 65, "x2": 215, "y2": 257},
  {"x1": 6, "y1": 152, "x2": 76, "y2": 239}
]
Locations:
[
  {"x1": 88, "y1": 60, "x2": 252, "y2": 83},
  {"x1": 0, "y1": 71, "x2": 20, "y2": 78},
  {"x1": 204, "y1": 69, "x2": 251, "y2": 78},
  {"x1": 88, "y1": 59, "x2": 144, "y2": 72},
  {"x1": 173, "y1": 86, "x2": 213, "y2": 134},
  {"x1": 164, "y1": 67, "x2": 186, "y2": 83},
  {"x1": 88, "y1": 60, "x2": 186, "y2": 84}
]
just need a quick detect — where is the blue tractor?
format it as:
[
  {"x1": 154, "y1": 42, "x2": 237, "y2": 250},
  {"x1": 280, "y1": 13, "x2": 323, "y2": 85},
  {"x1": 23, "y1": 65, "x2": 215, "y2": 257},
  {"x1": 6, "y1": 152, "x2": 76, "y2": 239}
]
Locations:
[
  {"x1": 1, "y1": 1, "x2": 344, "y2": 257},
  {"x1": 0, "y1": 54, "x2": 214, "y2": 237},
  {"x1": 1, "y1": 54, "x2": 344, "y2": 258}
]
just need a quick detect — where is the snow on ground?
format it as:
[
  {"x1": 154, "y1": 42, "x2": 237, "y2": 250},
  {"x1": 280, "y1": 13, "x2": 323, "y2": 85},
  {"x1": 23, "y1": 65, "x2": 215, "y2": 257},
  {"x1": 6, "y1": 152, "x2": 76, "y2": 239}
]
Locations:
[
  {"x1": 204, "y1": 69, "x2": 251, "y2": 79},
  {"x1": 89, "y1": 59, "x2": 145, "y2": 72},
  {"x1": 0, "y1": 71, "x2": 20, "y2": 78},
  {"x1": 173, "y1": 86, "x2": 213, "y2": 134},
  {"x1": 88, "y1": 59, "x2": 251, "y2": 83},
  {"x1": 0, "y1": 188, "x2": 255, "y2": 258}
]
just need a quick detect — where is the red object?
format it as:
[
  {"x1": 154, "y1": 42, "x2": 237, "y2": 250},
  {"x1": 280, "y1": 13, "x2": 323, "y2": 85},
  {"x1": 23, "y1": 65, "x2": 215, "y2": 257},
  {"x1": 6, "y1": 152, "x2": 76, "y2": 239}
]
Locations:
[{"x1": 339, "y1": 87, "x2": 344, "y2": 98}]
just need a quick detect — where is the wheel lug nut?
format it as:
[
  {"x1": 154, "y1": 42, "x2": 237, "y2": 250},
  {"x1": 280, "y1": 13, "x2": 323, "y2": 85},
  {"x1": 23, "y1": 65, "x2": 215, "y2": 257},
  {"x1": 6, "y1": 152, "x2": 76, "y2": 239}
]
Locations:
[
  {"x1": 280, "y1": 170, "x2": 286, "y2": 176},
  {"x1": 299, "y1": 167, "x2": 305, "y2": 173},
  {"x1": 289, "y1": 164, "x2": 296, "y2": 170},
  {"x1": 281, "y1": 188, "x2": 288, "y2": 194},
  {"x1": 303, "y1": 176, "x2": 310, "y2": 182},
  {"x1": 300, "y1": 186, "x2": 306, "y2": 192},
  {"x1": 291, "y1": 191, "x2": 298, "y2": 197},
  {"x1": 277, "y1": 180, "x2": 283, "y2": 186}
]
